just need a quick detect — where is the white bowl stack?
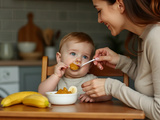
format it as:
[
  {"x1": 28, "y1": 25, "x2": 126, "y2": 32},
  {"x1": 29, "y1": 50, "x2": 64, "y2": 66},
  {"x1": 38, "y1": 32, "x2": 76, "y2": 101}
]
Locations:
[{"x1": 18, "y1": 42, "x2": 36, "y2": 53}]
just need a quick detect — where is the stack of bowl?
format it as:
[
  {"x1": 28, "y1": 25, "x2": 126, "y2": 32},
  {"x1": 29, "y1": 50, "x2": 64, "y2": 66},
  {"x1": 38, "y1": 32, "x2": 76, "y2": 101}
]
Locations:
[{"x1": 18, "y1": 42, "x2": 42, "y2": 60}]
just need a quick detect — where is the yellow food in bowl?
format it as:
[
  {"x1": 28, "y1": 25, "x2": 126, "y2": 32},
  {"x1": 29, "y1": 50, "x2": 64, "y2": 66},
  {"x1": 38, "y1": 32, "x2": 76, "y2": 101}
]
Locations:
[
  {"x1": 56, "y1": 86, "x2": 77, "y2": 94},
  {"x1": 56, "y1": 87, "x2": 72, "y2": 94}
]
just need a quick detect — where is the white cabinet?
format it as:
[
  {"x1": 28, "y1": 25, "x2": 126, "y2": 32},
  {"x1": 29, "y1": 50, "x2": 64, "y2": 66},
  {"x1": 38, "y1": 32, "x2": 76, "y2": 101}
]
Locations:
[{"x1": 0, "y1": 66, "x2": 19, "y2": 98}]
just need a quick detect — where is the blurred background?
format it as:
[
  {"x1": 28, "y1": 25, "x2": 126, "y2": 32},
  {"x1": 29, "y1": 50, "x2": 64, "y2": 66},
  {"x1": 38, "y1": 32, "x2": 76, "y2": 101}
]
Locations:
[{"x1": 0, "y1": 0, "x2": 129, "y2": 58}]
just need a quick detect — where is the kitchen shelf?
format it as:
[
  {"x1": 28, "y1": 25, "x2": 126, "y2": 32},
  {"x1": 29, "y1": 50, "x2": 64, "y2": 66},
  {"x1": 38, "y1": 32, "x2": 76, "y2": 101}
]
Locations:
[{"x1": 0, "y1": 60, "x2": 56, "y2": 66}]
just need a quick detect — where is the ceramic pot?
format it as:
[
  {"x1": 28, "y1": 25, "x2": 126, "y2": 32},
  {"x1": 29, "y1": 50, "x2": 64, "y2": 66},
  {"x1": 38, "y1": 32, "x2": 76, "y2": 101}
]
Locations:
[
  {"x1": 0, "y1": 43, "x2": 14, "y2": 60},
  {"x1": 45, "y1": 46, "x2": 56, "y2": 60}
]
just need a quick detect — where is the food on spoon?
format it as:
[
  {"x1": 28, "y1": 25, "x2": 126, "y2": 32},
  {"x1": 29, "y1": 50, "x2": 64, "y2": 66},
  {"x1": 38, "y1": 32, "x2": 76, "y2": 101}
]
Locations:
[
  {"x1": 70, "y1": 63, "x2": 80, "y2": 70},
  {"x1": 68, "y1": 86, "x2": 77, "y2": 94}
]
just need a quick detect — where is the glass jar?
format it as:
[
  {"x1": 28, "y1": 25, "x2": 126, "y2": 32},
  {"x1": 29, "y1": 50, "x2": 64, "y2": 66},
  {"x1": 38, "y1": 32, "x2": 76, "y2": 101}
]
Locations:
[{"x1": 0, "y1": 43, "x2": 14, "y2": 60}]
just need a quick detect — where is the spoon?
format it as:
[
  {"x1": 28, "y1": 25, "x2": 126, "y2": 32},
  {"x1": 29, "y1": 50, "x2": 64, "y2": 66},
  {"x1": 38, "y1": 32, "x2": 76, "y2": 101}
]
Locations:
[
  {"x1": 69, "y1": 58, "x2": 96, "y2": 71},
  {"x1": 81, "y1": 58, "x2": 96, "y2": 67}
]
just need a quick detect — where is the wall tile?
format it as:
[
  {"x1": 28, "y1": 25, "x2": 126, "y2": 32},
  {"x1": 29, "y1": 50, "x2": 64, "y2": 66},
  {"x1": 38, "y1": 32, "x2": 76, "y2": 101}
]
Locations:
[
  {"x1": 2, "y1": 0, "x2": 25, "y2": 9},
  {"x1": 0, "y1": 0, "x2": 127, "y2": 54},
  {"x1": 0, "y1": 9, "x2": 12, "y2": 19}
]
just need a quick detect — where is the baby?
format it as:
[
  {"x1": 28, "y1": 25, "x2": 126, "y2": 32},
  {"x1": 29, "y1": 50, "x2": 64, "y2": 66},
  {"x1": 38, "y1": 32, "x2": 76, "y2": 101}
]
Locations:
[{"x1": 38, "y1": 32, "x2": 112, "y2": 102}]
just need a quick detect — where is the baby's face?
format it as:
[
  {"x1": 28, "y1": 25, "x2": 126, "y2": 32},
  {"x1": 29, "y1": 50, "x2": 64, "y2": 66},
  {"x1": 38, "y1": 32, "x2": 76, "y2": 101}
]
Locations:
[{"x1": 60, "y1": 40, "x2": 93, "y2": 78}]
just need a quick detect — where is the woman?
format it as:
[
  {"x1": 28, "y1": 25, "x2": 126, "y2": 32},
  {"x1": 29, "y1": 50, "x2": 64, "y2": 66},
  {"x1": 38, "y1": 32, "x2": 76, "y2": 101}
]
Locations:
[{"x1": 82, "y1": 0, "x2": 160, "y2": 119}]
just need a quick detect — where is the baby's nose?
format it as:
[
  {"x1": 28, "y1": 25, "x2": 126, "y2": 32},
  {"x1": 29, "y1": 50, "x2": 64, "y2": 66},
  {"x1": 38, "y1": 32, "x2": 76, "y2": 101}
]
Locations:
[{"x1": 75, "y1": 57, "x2": 82, "y2": 64}]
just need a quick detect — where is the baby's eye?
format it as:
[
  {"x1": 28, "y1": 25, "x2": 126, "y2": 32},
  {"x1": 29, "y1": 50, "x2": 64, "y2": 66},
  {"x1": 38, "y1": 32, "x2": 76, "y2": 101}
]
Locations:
[
  {"x1": 70, "y1": 52, "x2": 76, "y2": 56},
  {"x1": 83, "y1": 55, "x2": 88, "y2": 59}
]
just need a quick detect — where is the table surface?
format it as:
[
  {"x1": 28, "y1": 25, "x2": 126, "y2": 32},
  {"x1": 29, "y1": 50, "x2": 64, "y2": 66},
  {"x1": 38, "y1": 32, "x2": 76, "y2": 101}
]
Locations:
[{"x1": 0, "y1": 98, "x2": 145, "y2": 120}]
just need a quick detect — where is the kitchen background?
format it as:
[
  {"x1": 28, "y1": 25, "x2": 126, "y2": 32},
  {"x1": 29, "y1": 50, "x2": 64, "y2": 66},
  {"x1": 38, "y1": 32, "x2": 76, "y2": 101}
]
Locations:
[
  {"x1": 0, "y1": 0, "x2": 128, "y2": 56},
  {"x1": 0, "y1": 0, "x2": 134, "y2": 98}
]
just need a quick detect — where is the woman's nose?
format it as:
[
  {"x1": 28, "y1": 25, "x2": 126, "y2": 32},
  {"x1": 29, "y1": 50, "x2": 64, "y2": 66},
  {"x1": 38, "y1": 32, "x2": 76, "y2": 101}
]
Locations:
[{"x1": 98, "y1": 14, "x2": 103, "y2": 23}]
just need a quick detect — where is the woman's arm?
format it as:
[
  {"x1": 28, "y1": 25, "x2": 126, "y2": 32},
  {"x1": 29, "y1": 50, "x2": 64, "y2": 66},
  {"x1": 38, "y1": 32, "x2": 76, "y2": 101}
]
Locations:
[{"x1": 115, "y1": 55, "x2": 138, "y2": 80}]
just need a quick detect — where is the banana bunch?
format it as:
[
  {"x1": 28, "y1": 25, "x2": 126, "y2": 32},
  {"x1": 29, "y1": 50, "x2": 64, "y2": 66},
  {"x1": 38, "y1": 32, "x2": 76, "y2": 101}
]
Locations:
[
  {"x1": 1, "y1": 91, "x2": 49, "y2": 108},
  {"x1": 1, "y1": 91, "x2": 40, "y2": 107},
  {"x1": 22, "y1": 94, "x2": 50, "y2": 108}
]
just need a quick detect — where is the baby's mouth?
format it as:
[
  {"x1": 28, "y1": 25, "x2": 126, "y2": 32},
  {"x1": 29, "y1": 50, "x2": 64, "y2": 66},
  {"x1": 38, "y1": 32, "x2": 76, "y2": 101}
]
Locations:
[{"x1": 69, "y1": 62, "x2": 80, "y2": 71}]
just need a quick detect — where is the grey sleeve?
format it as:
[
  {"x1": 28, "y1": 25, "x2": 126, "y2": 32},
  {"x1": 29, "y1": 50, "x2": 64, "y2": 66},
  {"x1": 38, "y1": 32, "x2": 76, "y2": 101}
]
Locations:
[
  {"x1": 105, "y1": 78, "x2": 160, "y2": 120},
  {"x1": 115, "y1": 55, "x2": 137, "y2": 80}
]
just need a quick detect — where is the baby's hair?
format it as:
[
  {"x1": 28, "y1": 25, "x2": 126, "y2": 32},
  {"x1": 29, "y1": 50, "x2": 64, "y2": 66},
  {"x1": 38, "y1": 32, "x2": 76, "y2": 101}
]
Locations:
[{"x1": 59, "y1": 32, "x2": 95, "y2": 57}]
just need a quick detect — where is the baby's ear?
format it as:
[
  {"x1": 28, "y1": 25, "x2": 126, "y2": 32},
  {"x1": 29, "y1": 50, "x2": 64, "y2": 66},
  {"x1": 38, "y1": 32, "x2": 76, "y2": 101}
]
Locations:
[{"x1": 56, "y1": 52, "x2": 61, "y2": 62}]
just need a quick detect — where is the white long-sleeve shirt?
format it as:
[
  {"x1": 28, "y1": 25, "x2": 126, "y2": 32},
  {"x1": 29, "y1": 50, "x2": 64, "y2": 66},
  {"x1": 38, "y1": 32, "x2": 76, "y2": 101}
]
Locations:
[{"x1": 104, "y1": 23, "x2": 160, "y2": 120}]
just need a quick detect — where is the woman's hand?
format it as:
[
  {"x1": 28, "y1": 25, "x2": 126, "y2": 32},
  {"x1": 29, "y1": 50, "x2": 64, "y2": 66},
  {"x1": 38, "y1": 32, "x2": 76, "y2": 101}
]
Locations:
[
  {"x1": 94, "y1": 47, "x2": 120, "y2": 70},
  {"x1": 81, "y1": 78, "x2": 106, "y2": 97}
]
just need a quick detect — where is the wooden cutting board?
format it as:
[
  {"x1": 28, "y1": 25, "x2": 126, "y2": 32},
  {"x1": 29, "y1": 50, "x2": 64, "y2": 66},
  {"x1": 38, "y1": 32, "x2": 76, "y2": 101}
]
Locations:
[{"x1": 18, "y1": 12, "x2": 44, "y2": 54}]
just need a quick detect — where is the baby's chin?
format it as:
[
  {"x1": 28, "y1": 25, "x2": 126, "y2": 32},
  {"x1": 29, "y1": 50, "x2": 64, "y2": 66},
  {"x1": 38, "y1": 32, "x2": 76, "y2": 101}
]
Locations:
[{"x1": 64, "y1": 72, "x2": 86, "y2": 79}]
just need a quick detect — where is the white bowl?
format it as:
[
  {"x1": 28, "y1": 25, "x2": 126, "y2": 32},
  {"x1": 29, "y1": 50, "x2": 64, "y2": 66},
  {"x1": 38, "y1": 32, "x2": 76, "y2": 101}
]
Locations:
[
  {"x1": 18, "y1": 42, "x2": 36, "y2": 53},
  {"x1": 46, "y1": 91, "x2": 78, "y2": 105}
]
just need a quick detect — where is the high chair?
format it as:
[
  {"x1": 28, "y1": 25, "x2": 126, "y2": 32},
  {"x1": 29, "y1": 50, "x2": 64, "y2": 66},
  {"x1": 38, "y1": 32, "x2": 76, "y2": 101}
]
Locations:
[{"x1": 41, "y1": 56, "x2": 129, "y2": 86}]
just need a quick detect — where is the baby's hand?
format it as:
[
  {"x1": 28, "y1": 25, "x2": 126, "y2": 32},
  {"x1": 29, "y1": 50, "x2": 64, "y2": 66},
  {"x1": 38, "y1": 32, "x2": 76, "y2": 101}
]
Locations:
[
  {"x1": 79, "y1": 94, "x2": 95, "y2": 103},
  {"x1": 54, "y1": 62, "x2": 68, "y2": 78}
]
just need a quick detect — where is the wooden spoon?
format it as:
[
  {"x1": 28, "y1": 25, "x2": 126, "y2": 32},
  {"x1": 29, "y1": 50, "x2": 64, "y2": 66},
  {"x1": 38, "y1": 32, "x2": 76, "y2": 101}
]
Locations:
[{"x1": 43, "y1": 29, "x2": 54, "y2": 46}]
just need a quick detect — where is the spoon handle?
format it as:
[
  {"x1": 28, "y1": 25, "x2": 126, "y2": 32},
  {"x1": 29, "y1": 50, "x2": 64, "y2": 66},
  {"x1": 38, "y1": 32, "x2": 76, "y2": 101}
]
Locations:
[{"x1": 81, "y1": 58, "x2": 96, "y2": 67}]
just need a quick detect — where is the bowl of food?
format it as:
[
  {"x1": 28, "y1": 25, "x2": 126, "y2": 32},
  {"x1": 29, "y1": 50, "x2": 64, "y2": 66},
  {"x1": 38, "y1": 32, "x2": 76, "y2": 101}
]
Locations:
[
  {"x1": 46, "y1": 86, "x2": 78, "y2": 105},
  {"x1": 18, "y1": 42, "x2": 36, "y2": 53}
]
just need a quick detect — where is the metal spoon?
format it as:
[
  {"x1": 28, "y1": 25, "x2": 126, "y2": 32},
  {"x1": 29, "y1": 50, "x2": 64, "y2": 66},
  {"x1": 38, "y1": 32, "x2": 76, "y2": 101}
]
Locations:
[{"x1": 81, "y1": 58, "x2": 96, "y2": 67}]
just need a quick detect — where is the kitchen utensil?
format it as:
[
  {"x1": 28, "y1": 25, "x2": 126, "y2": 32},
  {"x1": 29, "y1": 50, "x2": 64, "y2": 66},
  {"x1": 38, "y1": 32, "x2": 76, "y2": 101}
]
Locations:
[
  {"x1": 53, "y1": 30, "x2": 61, "y2": 46},
  {"x1": 18, "y1": 12, "x2": 44, "y2": 54},
  {"x1": 0, "y1": 43, "x2": 14, "y2": 60},
  {"x1": 43, "y1": 29, "x2": 54, "y2": 46},
  {"x1": 81, "y1": 58, "x2": 96, "y2": 67}
]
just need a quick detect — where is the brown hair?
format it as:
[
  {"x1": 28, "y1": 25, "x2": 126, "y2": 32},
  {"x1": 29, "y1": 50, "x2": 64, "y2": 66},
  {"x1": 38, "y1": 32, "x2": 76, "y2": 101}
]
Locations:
[
  {"x1": 59, "y1": 32, "x2": 95, "y2": 57},
  {"x1": 106, "y1": 0, "x2": 160, "y2": 55}
]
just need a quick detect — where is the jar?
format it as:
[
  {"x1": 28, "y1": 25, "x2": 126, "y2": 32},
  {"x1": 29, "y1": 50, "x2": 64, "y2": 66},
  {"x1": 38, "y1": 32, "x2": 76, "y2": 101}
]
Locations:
[
  {"x1": 45, "y1": 46, "x2": 56, "y2": 60},
  {"x1": 0, "y1": 43, "x2": 14, "y2": 60}
]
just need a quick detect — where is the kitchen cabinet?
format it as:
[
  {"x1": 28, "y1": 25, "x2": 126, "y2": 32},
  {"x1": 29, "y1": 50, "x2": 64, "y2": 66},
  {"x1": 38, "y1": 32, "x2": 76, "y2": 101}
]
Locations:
[
  {"x1": 19, "y1": 66, "x2": 42, "y2": 92},
  {"x1": 0, "y1": 60, "x2": 56, "y2": 92}
]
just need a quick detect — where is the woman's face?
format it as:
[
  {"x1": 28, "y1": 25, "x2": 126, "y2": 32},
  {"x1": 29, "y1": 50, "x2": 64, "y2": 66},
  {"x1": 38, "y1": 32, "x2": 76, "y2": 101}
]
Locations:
[{"x1": 92, "y1": 0, "x2": 126, "y2": 36}]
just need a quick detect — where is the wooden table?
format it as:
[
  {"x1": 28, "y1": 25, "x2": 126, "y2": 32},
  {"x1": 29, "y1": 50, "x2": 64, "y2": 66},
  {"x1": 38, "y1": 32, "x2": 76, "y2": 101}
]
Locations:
[{"x1": 0, "y1": 98, "x2": 145, "y2": 120}]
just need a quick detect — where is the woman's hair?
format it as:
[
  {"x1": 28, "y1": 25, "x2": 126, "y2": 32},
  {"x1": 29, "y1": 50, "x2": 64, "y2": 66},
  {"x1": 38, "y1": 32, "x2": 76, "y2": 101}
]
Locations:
[
  {"x1": 106, "y1": 0, "x2": 160, "y2": 55},
  {"x1": 59, "y1": 32, "x2": 95, "y2": 56}
]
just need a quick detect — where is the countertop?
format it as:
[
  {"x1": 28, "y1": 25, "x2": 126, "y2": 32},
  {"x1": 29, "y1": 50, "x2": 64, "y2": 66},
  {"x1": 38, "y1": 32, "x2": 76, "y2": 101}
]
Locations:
[{"x1": 0, "y1": 60, "x2": 56, "y2": 66}]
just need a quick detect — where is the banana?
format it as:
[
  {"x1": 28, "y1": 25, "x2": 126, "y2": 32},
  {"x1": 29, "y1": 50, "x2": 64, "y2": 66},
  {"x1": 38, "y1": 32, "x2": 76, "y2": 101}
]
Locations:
[
  {"x1": 22, "y1": 94, "x2": 50, "y2": 108},
  {"x1": 1, "y1": 91, "x2": 40, "y2": 107},
  {"x1": 68, "y1": 86, "x2": 77, "y2": 93}
]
